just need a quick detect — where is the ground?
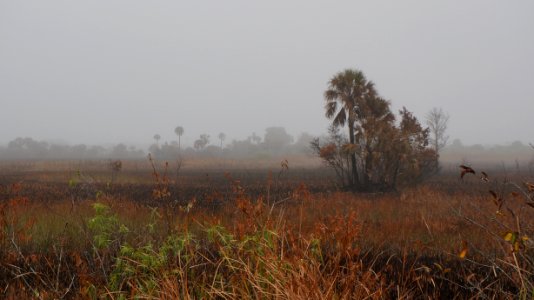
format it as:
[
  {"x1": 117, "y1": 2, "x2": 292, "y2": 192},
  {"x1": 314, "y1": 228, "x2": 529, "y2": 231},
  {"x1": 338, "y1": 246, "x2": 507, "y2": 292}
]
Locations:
[{"x1": 0, "y1": 158, "x2": 533, "y2": 299}]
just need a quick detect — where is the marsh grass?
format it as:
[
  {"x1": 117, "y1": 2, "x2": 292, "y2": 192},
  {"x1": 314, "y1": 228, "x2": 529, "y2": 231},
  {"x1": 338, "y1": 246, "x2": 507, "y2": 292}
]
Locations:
[{"x1": 1, "y1": 164, "x2": 533, "y2": 298}]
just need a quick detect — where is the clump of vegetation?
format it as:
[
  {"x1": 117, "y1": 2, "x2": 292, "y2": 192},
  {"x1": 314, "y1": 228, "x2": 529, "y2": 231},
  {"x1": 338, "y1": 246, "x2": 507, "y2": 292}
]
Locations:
[{"x1": 313, "y1": 69, "x2": 438, "y2": 191}]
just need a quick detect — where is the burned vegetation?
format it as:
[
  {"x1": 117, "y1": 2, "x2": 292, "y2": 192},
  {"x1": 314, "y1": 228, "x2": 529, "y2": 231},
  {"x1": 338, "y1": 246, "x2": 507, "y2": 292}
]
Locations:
[{"x1": 1, "y1": 69, "x2": 533, "y2": 299}]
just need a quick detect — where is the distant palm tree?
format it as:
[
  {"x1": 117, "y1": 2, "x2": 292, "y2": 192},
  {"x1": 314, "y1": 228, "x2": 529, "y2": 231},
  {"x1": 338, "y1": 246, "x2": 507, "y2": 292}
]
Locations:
[
  {"x1": 218, "y1": 132, "x2": 226, "y2": 149},
  {"x1": 324, "y1": 69, "x2": 376, "y2": 188},
  {"x1": 174, "y1": 126, "x2": 184, "y2": 150},
  {"x1": 153, "y1": 134, "x2": 161, "y2": 145}
]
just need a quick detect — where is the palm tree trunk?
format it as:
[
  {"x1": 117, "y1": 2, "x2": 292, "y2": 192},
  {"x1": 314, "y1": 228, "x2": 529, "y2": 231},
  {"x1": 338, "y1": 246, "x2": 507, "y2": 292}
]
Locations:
[
  {"x1": 348, "y1": 120, "x2": 360, "y2": 189},
  {"x1": 363, "y1": 145, "x2": 373, "y2": 188}
]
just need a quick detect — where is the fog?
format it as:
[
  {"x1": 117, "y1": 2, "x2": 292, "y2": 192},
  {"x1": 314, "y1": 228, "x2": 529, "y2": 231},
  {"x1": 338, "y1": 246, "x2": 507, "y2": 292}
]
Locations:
[{"x1": 1, "y1": 1, "x2": 533, "y2": 147}]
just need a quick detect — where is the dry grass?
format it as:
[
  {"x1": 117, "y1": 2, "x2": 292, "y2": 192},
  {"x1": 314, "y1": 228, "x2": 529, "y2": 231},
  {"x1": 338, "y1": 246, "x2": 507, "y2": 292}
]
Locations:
[{"x1": 1, "y1": 163, "x2": 533, "y2": 299}]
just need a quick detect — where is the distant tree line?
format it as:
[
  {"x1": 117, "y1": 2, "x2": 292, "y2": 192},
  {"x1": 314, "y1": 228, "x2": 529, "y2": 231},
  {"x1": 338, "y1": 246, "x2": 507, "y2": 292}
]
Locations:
[
  {"x1": 0, "y1": 127, "x2": 315, "y2": 161},
  {"x1": 0, "y1": 137, "x2": 145, "y2": 160},
  {"x1": 148, "y1": 126, "x2": 314, "y2": 161},
  {"x1": 442, "y1": 139, "x2": 534, "y2": 169},
  {"x1": 445, "y1": 139, "x2": 533, "y2": 154}
]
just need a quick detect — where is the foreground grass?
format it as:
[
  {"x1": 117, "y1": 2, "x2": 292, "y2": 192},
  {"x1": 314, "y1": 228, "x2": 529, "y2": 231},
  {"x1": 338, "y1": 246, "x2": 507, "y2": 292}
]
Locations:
[{"x1": 1, "y1": 173, "x2": 534, "y2": 299}]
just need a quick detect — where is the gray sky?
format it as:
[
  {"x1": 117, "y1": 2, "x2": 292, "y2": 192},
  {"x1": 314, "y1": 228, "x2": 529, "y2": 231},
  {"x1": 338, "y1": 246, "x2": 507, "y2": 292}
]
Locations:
[{"x1": 1, "y1": 0, "x2": 533, "y2": 147}]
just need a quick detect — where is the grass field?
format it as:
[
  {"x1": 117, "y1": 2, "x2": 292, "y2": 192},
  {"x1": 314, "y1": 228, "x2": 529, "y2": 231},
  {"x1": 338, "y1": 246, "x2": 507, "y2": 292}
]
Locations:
[{"x1": 1, "y1": 158, "x2": 533, "y2": 299}]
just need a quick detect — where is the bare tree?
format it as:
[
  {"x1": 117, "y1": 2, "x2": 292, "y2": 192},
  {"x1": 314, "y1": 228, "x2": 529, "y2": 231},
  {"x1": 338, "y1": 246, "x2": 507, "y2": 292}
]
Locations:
[
  {"x1": 108, "y1": 159, "x2": 122, "y2": 183},
  {"x1": 425, "y1": 107, "x2": 449, "y2": 154},
  {"x1": 310, "y1": 125, "x2": 352, "y2": 187}
]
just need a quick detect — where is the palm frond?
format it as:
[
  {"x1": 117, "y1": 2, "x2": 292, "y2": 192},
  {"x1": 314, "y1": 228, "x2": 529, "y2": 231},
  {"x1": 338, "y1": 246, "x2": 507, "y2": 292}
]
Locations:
[
  {"x1": 324, "y1": 89, "x2": 339, "y2": 101},
  {"x1": 332, "y1": 109, "x2": 347, "y2": 127},
  {"x1": 325, "y1": 101, "x2": 338, "y2": 119}
]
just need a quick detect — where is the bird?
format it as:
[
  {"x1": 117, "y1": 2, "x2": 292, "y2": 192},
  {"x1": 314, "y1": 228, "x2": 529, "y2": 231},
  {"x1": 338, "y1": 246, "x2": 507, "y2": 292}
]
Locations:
[
  {"x1": 459, "y1": 165, "x2": 476, "y2": 179},
  {"x1": 480, "y1": 171, "x2": 489, "y2": 182}
]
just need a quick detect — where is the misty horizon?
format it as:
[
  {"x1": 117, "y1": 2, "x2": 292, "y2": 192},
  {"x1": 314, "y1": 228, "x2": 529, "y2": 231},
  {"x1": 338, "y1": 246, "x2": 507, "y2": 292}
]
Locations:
[
  {"x1": 0, "y1": 130, "x2": 533, "y2": 152},
  {"x1": 0, "y1": 126, "x2": 534, "y2": 152},
  {"x1": 1, "y1": 1, "x2": 533, "y2": 146}
]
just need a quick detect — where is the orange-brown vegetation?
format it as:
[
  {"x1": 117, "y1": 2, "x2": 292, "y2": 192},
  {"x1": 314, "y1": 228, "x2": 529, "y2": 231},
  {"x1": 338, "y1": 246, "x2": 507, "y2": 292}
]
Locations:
[{"x1": 0, "y1": 161, "x2": 533, "y2": 299}]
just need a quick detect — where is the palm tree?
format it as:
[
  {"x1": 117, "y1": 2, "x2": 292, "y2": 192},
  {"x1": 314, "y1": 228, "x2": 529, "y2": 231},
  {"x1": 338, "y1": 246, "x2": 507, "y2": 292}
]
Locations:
[
  {"x1": 174, "y1": 126, "x2": 184, "y2": 150},
  {"x1": 218, "y1": 132, "x2": 226, "y2": 149},
  {"x1": 153, "y1": 134, "x2": 161, "y2": 146},
  {"x1": 324, "y1": 69, "x2": 376, "y2": 188}
]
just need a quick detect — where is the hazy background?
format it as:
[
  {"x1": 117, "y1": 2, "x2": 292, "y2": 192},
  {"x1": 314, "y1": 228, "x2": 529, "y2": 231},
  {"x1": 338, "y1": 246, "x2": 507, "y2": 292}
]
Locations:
[{"x1": 1, "y1": 0, "x2": 533, "y2": 148}]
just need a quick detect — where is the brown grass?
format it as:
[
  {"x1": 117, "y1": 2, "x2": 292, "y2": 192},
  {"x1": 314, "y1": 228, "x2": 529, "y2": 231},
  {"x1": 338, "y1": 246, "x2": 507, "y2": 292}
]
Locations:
[{"x1": 1, "y1": 163, "x2": 533, "y2": 299}]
